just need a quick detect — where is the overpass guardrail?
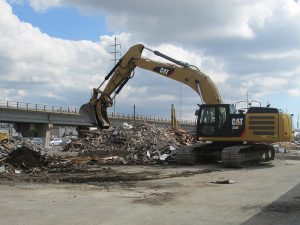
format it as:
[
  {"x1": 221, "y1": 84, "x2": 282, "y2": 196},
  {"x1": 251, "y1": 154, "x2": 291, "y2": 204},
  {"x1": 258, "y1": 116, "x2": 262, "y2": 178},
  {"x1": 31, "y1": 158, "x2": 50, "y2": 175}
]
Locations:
[
  {"x1": 0, "y1": 100, "x2": 196, "y2": 125},
  {"x1": 0, "y1": 100, "x2": 78, "y2": 114}
]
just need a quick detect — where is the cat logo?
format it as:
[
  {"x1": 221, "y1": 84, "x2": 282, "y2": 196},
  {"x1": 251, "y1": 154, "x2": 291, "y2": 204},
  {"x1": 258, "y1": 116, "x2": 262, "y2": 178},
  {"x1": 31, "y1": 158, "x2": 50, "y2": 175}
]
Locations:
[
  {"x1": 160, "y1": 68, "x2": 170, "y2": 76},
  {"x1": 232, "y1": 118, "x2": 243, "y2": 130},
  {"x1": 153, "y1": 67, "x2": 174, "y2": 76}
]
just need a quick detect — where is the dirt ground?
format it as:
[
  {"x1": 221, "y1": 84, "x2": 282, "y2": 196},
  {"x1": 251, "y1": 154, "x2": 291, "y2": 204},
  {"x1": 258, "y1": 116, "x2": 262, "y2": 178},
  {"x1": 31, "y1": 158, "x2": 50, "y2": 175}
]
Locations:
[{"x1": 1, "y1": 149, "x2": 300, "y2": 225}]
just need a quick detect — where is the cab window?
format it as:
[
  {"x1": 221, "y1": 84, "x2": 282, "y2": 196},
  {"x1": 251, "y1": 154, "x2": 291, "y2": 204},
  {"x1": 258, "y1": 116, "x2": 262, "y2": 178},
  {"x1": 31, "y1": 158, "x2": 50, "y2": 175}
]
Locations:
[{"x1": 200, "y1": 108, "x2": 215, "y2": 124}]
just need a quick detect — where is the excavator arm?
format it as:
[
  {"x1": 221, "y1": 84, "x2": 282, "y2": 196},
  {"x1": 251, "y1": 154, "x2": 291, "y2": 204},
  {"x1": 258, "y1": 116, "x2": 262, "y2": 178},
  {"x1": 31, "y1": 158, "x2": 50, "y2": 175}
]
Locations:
[{"x1": 79, "y1": 44, "x2": 223, "y2": 128}]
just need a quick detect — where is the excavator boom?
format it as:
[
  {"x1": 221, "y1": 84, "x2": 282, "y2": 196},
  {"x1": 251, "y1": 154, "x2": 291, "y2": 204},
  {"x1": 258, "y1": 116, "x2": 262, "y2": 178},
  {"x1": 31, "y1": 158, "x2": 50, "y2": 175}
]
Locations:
[{"x1": 79, "y1": 44, "x2": 222, "y2": 128}]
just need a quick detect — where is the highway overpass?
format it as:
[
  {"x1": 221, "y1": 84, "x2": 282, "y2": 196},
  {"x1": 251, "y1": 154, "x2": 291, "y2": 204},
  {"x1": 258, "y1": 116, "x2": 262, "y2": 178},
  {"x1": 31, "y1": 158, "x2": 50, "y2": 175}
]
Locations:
[{"x1": 0, "y1": 100, "x2": 196, "y2": 146}]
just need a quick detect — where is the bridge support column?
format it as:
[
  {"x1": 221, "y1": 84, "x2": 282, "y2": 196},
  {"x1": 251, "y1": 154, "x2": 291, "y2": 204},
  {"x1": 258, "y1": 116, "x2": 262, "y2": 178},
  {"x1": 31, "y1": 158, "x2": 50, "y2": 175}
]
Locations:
[
  {"x1": 14, "y1": 123, "x2": 53, "y2": 148},
  {"x1": 36, "y1": 123, "x2": 53, "y2": 148}
]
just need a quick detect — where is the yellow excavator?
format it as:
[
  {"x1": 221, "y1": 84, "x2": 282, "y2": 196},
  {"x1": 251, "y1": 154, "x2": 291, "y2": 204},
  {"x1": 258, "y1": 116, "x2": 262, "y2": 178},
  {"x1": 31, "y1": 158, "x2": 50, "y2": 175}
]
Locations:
[
  {"x1": 0, "y1": 132, "x2": 8, "y2": 144},
  {"x1": 0, "y1": 131, "x2": 10, "y2": 151},
  {"x1": 79, "y1": 44, "x2": 293, "y2": 166}
]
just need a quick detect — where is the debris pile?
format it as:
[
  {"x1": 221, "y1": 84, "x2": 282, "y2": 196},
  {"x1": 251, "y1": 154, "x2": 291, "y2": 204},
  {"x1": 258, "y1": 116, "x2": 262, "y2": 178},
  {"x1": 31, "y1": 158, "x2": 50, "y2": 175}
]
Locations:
[
  {"x1": 0, "y1": 145, "x2": 10, "y2": 162},
  {"x1": 1, "y1": 122, "x2": 197, "y2": 172},
  {"x1": 0, "y1": 132, "x2": 10, "y2": 162},
  {"x1": 167, "y1": 128, "x2": 197, "y2": 146},
  {"x1": 63, "y1": 122, "x2": 197, "y2": 164},
  {"x1": 276, "y1": 141, "x2": 300, "y2": 152},
  {"x1": 6, "y1": 146, "x2": 47, "y2": 170},
  {"x1": 0, "y1": 136, "x2": 44, "y2": 166},
  {"x1": 274, "y1": 141, "x2": 300, "y2": 161},
  {"x1": 11, "y1": 137, "x2": 44, "y2": 152}
]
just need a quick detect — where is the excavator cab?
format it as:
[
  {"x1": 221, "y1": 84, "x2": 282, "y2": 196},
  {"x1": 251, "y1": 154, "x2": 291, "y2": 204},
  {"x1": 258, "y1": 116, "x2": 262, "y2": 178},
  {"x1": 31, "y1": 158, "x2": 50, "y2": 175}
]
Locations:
[{"x1": 196, "y1": 104, "x2": 245, "y2": 138}]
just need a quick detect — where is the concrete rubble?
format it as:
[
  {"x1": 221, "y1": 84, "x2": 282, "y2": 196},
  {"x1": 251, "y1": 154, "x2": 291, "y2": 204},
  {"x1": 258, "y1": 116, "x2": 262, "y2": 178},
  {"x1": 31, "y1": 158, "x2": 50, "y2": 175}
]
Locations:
[
  {"x1": 275, "y1": 141, "x2": 300, "y2": 152},
  {"x1": 0, "y1": 136, "x2": 47, "y2": 173},
  {"x1": 0, "y1": 136, "x2": 43, "y2": 160},
  {"x1": 273, "y1": 141, "x2": 300, "y2": 161},
  {"x1": 0, "y1": 122, "x2": 197, "y2": 173},
  {"x1": 63, "y1": 122, "x2": 197, "y2": 164},
  {"x1": 1, "y1": 121, "x2": 300, "y2": 174}
]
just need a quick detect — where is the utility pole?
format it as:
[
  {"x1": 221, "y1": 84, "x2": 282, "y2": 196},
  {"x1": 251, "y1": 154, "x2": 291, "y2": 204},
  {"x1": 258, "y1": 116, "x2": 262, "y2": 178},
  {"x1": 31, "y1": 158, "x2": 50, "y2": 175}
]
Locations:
[
  {"x1": 297, "y1": 113, "x2": 299, "y2": 129},
  {"x1": 110, "y1": 37, "x2": 121, "y2": 116}
]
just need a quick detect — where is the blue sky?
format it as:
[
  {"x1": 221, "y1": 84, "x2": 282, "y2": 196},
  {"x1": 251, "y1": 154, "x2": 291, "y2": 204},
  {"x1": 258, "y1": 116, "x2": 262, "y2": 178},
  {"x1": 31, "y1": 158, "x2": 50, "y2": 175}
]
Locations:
[
  {"x1": 1, "y1": 0, "x2": 300, "y2": 124},
  {"x1": 11, "y1": 2, "x2": 108, "y2": 41}
]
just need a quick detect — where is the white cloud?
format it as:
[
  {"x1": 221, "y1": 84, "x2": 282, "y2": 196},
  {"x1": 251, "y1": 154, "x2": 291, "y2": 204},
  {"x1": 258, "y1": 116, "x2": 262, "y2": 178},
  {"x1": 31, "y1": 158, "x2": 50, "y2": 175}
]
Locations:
[
  {"x1": 148, "y1": 94, "x2": 177, "y2": 102},
  {"x1": 28, "y1": 0, "x2": 61, "y2": 11},
  {"x1": 33, "y1": 0, "x2": 300, "y2": 110},
  {"x1": 1, "y1": 0, "x2": 231, "y2": 121},
  {"x1": 0, "y1": 0, "x2": 114, "y2": 106},
  {"x1": 2, "y1": 0, "x2": 300, "y2": 119},
  {"x1": 144, "y1": 44, "x2": 230, "y2": 84},
  {"x1": 247, "y1": 50, "x2": 300, "y2": 60},
  {"x1": 288, "y1": 88, "x2": 300, "y2": 96},
  {"x1": 7, "y1": 0, "x2": 24, "y2": 5},
  {"x1": 117, "y1": 86, "x2": 148, "y2": 101},
  {"x1": 26, "y1": 0, "x2": 278, "y2": 40},
  {"x1": 238, "y1": 71, "x2": 300, "y2": 108}
]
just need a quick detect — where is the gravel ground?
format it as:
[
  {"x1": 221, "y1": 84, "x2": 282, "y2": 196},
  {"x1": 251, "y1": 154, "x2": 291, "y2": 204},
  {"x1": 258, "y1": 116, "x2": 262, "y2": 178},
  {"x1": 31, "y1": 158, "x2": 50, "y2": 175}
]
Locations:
[{"x1": 1, "y1": 156, "x2": 300, "y2": 225}]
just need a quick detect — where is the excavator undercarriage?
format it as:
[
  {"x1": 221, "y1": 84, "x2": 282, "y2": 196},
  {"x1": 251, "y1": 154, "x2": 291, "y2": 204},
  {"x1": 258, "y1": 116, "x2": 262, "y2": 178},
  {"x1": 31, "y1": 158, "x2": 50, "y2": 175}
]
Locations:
[{"x1": 170, "y1": 142, "x2": 275, "y2": 167}]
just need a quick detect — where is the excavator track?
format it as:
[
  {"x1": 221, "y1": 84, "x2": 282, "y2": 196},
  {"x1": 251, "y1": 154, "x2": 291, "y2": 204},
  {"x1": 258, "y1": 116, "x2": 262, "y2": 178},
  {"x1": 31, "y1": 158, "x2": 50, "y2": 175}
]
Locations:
[
  {"x1": 168, "y1": 143, "x2": 209, "y2": 164},
  {"x1": 221, "y1": 144, "x2": 275, "y2": 167},
  {"x1": 171, "y1": 143, "x2": 275, "y2": 167},
  {"x1": 169, "y1": 145, "x2": 198, "y2": 165}
]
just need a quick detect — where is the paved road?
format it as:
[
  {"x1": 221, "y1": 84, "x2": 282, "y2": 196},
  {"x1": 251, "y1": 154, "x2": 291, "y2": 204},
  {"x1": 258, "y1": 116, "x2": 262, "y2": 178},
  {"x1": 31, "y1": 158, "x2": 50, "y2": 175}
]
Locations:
[{"x1": 1, "y1": 160, "x2": 300, "y2": 225}]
